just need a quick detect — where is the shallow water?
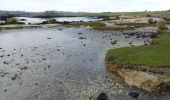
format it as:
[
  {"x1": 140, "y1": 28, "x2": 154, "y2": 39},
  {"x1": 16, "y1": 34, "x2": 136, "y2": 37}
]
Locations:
[
  {"x1": 0, "y1": 27, "x2": 169, "y2": 100},
  {"x1": 16, "y1": 17, "x2": 102, "y2": 24}
]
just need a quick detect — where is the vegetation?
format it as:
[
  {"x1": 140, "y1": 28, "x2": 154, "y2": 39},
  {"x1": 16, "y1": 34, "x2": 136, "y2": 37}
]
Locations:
[
  {"x1": 6, "y1": 17, "x2": 17, "y2": 24},
  {"x1": 69, "y1": 21, "x2": 157, "y2": 31},
  {"x1": 48, "y1": 18, "x2": 57, "y2": 24},
  {"x1": 106, "y1": 32, "x2": 170, "y2": 67},
  {"x1": 156, "y1": 20, "x2": 167, "y2": 30},
  {"x1": 69, "y1": 21, "x2": 133, "y2": 30},
  {"x1": 148, "y1": 18, "x2": 154, "y2": 24},
  {"x1": 115, "y1": 22, "x2": 155, "y2": 28},
  {"x1": 69, "y1": 21, "x2": 106, "y2": 27}
]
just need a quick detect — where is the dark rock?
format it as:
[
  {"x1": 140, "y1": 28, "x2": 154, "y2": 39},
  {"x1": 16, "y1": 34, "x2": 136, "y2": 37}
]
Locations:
[
  {"x1": 21, "y1": 54, "x2": 24, "y2": 57},
  {"x1": 42, "y1": 58, "x2": 47, "y2": 60},
  {"x1": 11, "y1": 74, "x2": 18, "y2": 80},
  {"x1": 4, "y1": 90, "x2": 7, "y2": 92},
  {"x1": 58, "y1": 29, "x2": 63, "y2": 30},
  {"x1": 57, "y1": 49, "x2": 60, "y2": 51},
  {"x1": 0, "y1": 48, "x2": 3, "y2": 49},
  {"x1": 78, "y1": 33, "x2": 83, "y2": 34},
  {"x1": 19, "y1": 66, "x2": 28, "y2": 70},
  {"x1": 97, "y1": 92, "x2": 108, "y2": 100},
  {"x1": 3, "y1": 61, "x2": 9, "y2": 65},
  {"x1": 79, "y1": 37, "x2": 87, "y2": 39},
  {"x1": 111, "y1": 40, "x2": 117, "y2": 45},
  {"x1": 16, "y1": 63, "x2": 20, "y2": 66},
  {"x1": 7, "y1": 54, "x2": 10, "y2": 57},
  {"x1": 35, "y1": 83, "x2": 39, "y2": 86},
  {"x1": 129, "y1": 91, "x2": 139, "y2": 99},
  {"x1": 47, "y1": 37, "x2": 51, "y2": 40},
  {"x1": 0, "y1": 55, "x2": 4, "y2": 58}
]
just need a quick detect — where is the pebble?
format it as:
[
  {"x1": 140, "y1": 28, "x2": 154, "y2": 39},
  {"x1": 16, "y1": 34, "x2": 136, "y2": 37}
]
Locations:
[
  {"x1": 129, "y1": 91, "x2": 140, "y2": 99},
  {"x1": 97, "y1": 92, "x2": 108, "y2": 100}
]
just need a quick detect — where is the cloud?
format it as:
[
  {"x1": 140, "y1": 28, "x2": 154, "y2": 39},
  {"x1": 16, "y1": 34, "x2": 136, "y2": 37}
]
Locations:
[{"x1": 0, "y1": 0, "x2": 169, "y2": 12}]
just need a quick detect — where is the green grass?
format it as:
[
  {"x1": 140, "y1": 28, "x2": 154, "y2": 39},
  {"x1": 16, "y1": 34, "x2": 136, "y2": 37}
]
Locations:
[{"x1": 106, "y1": 32, "x2": 170, "y2": 67}]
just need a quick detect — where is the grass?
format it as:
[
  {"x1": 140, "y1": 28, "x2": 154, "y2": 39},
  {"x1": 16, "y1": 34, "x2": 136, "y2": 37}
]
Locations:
[
  {"x1": 115, "y1": 23, "x2": 155, "y2": 28},
  {"x1": 69, "y1": 21, "x2": 106, "y2": 27},
  {"x1": 106, "y1": 32, "x2": 170, "y2": 67},
  {"x1": 69, "y1": 21, "x2": 134, "y2": 31},
  {"x1": 69, "y1": 21, "x2": 154, "y2": 31},
  {"x1": 156, "y1": 20, "x2": 167, "y2": 30}
]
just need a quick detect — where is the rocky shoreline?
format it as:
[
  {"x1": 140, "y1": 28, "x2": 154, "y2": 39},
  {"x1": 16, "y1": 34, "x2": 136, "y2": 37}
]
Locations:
[{"x1": 105, "y1": 60, "x2": 170, "y2": 92}]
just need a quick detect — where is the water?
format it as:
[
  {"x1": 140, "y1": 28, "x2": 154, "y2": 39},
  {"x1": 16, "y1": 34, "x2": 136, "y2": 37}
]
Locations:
[
  {"x1": 0, "y1": 27, "x2": 169, "y2": 100},
  {"x1": 16, "y1": 17, "x2": 102, "y2": 24}
]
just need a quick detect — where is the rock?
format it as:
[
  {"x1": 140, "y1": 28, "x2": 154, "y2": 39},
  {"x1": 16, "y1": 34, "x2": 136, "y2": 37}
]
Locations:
[
  {"x1": 47, "y1": 37, "x2": 51, "y2": 40},
  {"x1": 111, "y1": 40, "x2": 117, "y2": 45},
  {"x1": 0, "y1": 55, "x2": 4, "y2": 58},
  {"x1": 0, "y1": 48, "x2": 3, "y2": 49},
  {"x1": 78, "y1": 33, "x2": 83, "y2": 34},
  {"x1": 97, "y1": 92, "x2": 108, "y2": 100},
  {"x1": 16, "y1": 63, "x2": 20, "y2": 66},
  {"x1": 42, "y1": 58, "x2": 47, "y2": 60},
  {"x1": 7, "y1": 54, "x2": 10, "y2": 57},
  {"x1": 58, "y1": 29, "x2": 63, "y2": 30},
  {"x1": 21, "y1": 54, "x2": 24, "y2": 57},
  {"x1": 4, "y1": 90, "x2": 7, "y2": 92},
  {"x1": 3, "y1": 61, "x2": 9, "y2": 65},
  {"x1": 79, "y1": 37, "x2": 87, "y2": 39},
  {"x1": 19, "y1": 66, "x2": 28, "y2": 70},
  {"x1": 35, "y1": 83, "x2": 39, "y2": 86},
  {"x1": 129, "y1": 91, "x2": 139, "y2": 99},
  {"x1": 11, "y1": 74, "x2": 18, "y2": 80}
]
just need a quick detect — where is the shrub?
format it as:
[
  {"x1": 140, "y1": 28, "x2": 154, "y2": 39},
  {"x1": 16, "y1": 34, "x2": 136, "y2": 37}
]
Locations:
[
  {"x1": 48, "y1": 18, "x2": 57, "y2": 24},
  {"x1": 146, "y1": 14, "x2": 151, "y2": 17},
  {"x1": 156, "y1": 20, "x2": 167, "y2": 30},
  {"x1": 6, "y1": 17, "x2": 17, "y2": 24},
  {"x1": 148, "y1": 18, "x2": 154, "y2": 24}
]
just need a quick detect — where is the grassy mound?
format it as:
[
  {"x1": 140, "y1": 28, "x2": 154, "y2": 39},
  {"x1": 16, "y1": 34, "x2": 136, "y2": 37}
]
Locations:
[{"x1": 106, "y1": 32, "x2": 170, "y2": 67}]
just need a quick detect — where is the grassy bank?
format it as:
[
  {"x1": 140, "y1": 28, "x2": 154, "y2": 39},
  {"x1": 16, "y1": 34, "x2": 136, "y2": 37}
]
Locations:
[
  {"x1": 69, "y1": 21, "x2": 129, "y2": 31},
  {"x1": 106, "y1": 32, "x2": 170, "y2": 67},
  {"x1": 69, "y1": 21, "x2": 154, "y2": 31}
]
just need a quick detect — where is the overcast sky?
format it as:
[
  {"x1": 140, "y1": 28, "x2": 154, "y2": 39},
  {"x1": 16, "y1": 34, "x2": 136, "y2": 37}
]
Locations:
[{"x1": 0, "y1": 0, "x2": 170, "y2": 12}]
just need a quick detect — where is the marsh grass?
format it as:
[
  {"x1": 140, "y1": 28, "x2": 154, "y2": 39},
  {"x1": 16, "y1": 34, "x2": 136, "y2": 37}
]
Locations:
[
  {"x1": 6, "y1": 17, "x2": 17, "y2": 24},
  {"x1": 115, "y1": 23, "x2": 155, "y2": 28},
  {"x1": 156, "y1": 21, "x2": 167, "y2": 30},
  {"x1": 69, "y1": 21, "x2": 106, "y2": 27},
  {"x1": 106, "y1": 32, "x2": 170, "y2": 67},
  {"x1": 69, "y1": 22, "x2": 154, "y2": 31}
]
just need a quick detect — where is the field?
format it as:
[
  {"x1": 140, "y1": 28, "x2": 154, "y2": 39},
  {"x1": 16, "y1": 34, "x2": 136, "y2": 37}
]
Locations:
[{"x1": 106, "y1": 32, "x2": 170, "y2": 67}]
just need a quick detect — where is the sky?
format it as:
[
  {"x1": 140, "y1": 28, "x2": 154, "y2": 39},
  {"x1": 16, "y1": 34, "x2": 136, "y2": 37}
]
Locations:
[{"x1": 0, "y1": 0, "x2": 170, "y2": 12}]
